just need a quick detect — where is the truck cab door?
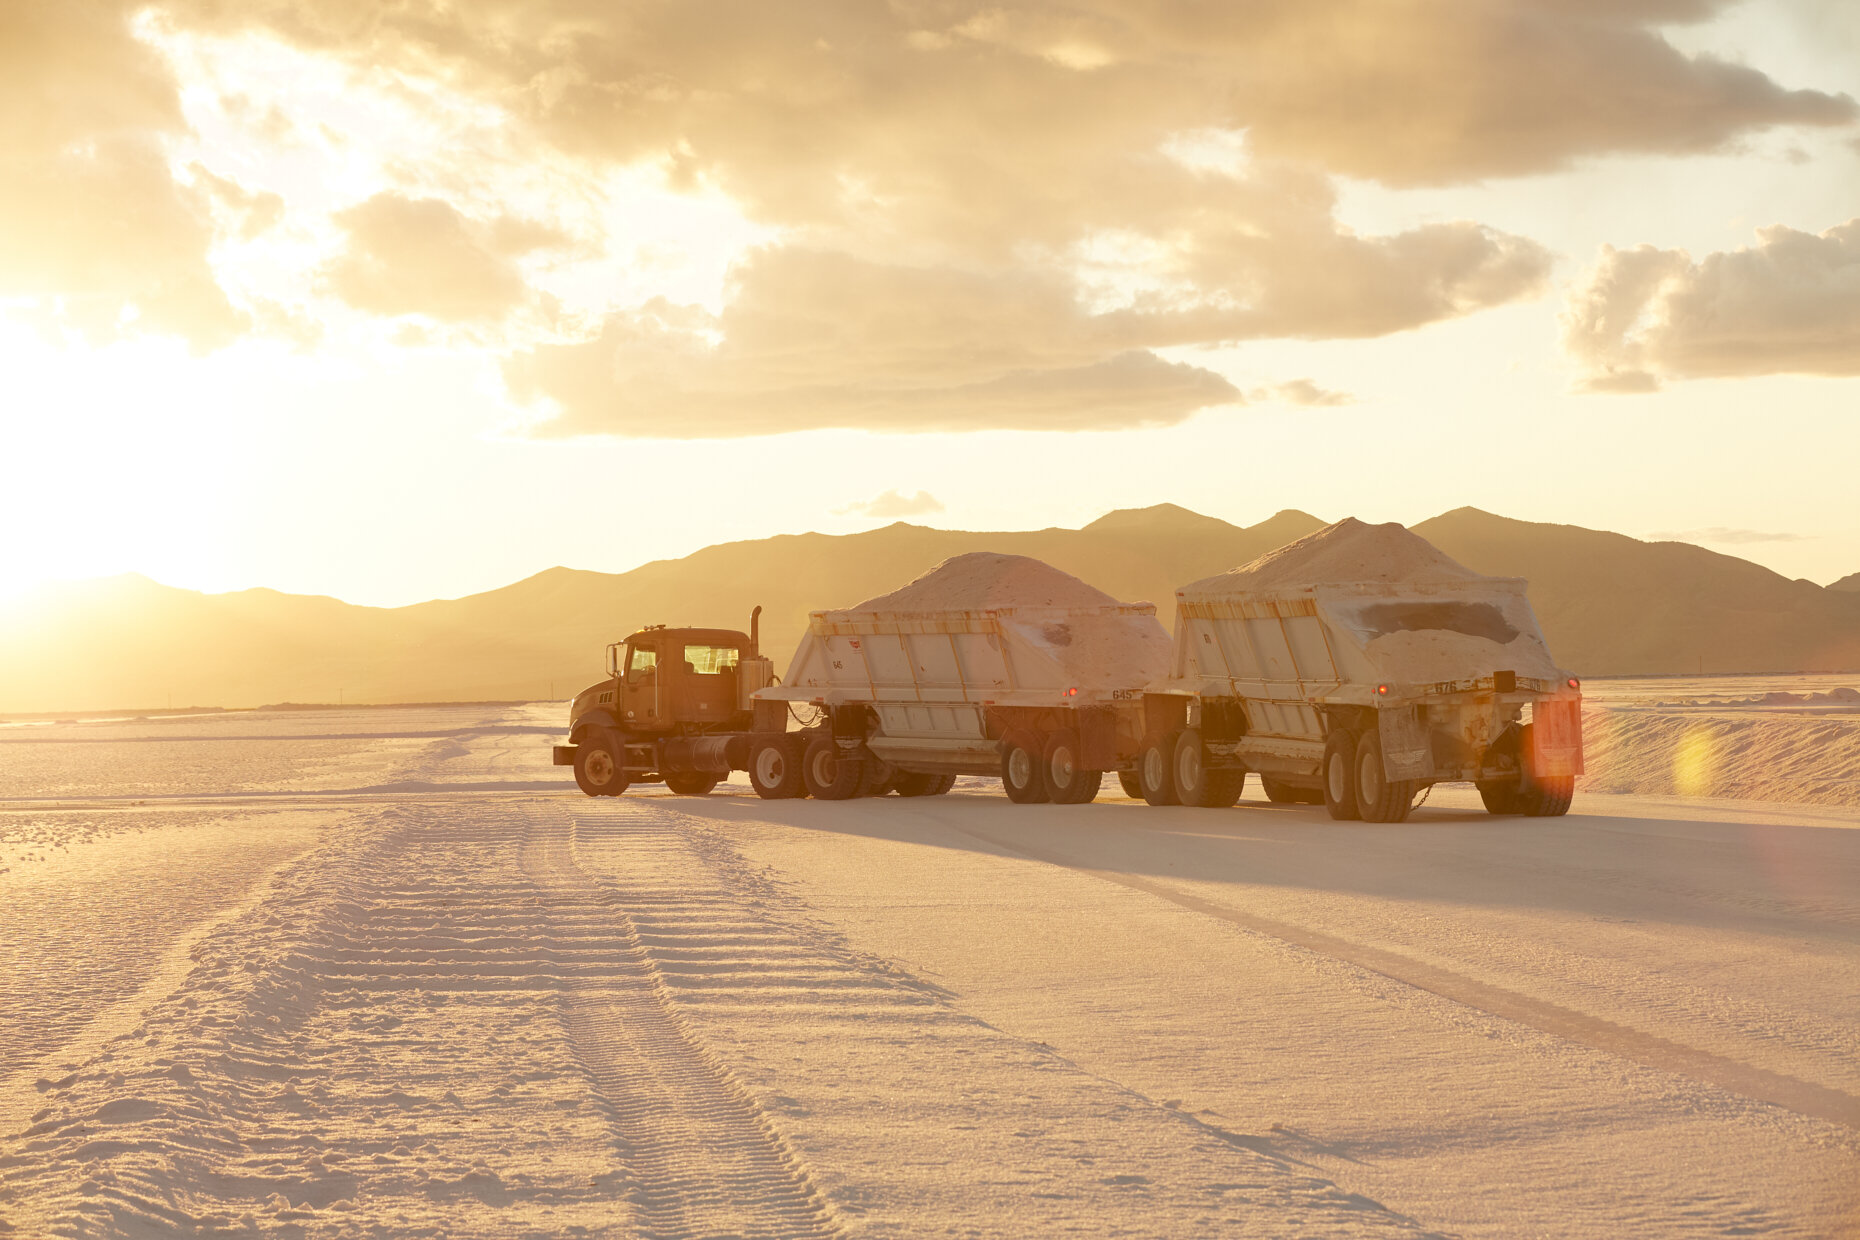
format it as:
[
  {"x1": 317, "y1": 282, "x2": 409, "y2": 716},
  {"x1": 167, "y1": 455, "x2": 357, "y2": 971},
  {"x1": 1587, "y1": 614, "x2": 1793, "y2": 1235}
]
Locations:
[{"x1": 619, "y1": 641, "x2": 661, "y2": 728}]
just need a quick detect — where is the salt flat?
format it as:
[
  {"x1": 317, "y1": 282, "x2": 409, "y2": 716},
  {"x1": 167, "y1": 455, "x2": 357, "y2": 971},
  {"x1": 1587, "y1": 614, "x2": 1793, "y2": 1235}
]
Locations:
[{"x1": 1, "y1": 703, "x2": 1855, "y2": 1237}]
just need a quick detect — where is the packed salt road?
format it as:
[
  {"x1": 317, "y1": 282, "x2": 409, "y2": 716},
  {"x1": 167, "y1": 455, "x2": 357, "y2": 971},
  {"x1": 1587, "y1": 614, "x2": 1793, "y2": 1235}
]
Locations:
[{"x1": 2, "y1": 705, "x2": 1856, "y2": 1237}]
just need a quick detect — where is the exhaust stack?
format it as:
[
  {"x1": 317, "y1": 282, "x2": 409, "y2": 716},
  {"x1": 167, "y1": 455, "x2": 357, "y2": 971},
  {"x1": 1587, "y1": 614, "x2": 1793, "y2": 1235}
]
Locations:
[{"x1": 749, "y1": 605, "x2": 762, "y2": 658}]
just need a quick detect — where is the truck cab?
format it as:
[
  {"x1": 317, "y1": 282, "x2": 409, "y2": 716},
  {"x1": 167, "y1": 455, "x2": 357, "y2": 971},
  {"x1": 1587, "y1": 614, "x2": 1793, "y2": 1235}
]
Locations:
[{"x1": 554, "y1": 609, "x2": 779, "y2": 797}]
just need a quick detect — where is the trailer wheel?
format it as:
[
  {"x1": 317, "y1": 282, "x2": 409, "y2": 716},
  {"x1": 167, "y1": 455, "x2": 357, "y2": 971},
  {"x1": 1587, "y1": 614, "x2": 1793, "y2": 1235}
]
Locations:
[
  {"x1": 1354, "y1": 744, "x2": 1414, "y2": 823},
  {"x1": 749, "y1": 734, "x2": 807, "y2": 800},
  {"x1": 1001, "y1": 732, "x2": 1050, "y2": 803},
  {"x1": 573, "y1": 731, "x2": 628, "y2": 798},
  {"x1": 894, "y1": 771, "x2": 957, "y2": 797},
  {"x1": 1517, "y1": 723, "x2": 1576, "y2": 816},
  {"x1": 858, "y1": 759, "x2": 896, "y2": 797},
  {"x1": 1043, "y1": 730, "x2": 1102, "y2": 805},
  {"x1": 1139, "y1": 731, "x2": 1182, "y2": 806},
  {"x1": 1117, "y1": 771, "x2": 1143, "y2": 799},
  {"x1": 1173, "y1": 729, "x2": 1244, "y2": 808},
  {"x1": 1476, "y1": 778, "x2": 1522, "y2": 814},
  {"x1": 1322, "y1": 729, "x2": 1361, "y2": 820},
  {"x1": 665, "y1": 773, "x2": 718, "y2": 796},
  {"x1": 803, "y1": 736, "x2": 866, "y2": 800}
]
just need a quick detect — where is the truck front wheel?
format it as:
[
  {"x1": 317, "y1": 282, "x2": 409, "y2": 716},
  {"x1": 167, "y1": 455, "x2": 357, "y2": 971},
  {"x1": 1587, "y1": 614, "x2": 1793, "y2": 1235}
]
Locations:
[
  {"x1": 803, "y1": 736, "x2": 866, "y2": 800},
  {"x1": 573, "y1": 731, "x2": 628, "y2": 798},
  {"x1": 1322, "y1": 729, "x2": 1361, "y2": 821}
]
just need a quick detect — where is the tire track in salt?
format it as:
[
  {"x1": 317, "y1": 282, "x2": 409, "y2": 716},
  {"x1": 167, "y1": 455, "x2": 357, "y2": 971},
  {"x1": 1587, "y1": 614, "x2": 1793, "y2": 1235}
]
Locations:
[{"x1": 523, "y1": 804, "x2": 845, "y2": 1240}]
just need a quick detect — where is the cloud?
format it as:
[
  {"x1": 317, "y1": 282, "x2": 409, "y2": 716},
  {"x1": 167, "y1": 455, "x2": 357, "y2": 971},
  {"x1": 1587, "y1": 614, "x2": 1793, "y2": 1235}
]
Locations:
[
  {"x1": 0, "y1": 3, "x2": 241, "y2": 348},
  {"x1": 507, "y1": 199, "x2": 1541, "y2": 435},
  {"x1": 1651, "y1": 527, "x2": 1809, "y2": 545},
  {"x1": 836, "y1": 490, "x2": 946, "y2": 518},
  {"x1": 1564, "y1": 219, "x2": 1860, "y2": 389},
  {"x1": 324, "y1": 193, "x2": 531, "y2": 322},
  {"x1": 1248, "y1": 379, "x2": 1354, "y2": 407}
]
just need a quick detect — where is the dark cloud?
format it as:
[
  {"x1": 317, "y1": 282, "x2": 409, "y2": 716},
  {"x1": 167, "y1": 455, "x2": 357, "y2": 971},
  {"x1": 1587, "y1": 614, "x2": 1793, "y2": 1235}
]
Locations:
[
  {"x1": 1565, "y1": 219, "x2": 1860, "y2": 389},
  {"x1": 324, "y1": 193, "x2": 529, "y2": 322}
]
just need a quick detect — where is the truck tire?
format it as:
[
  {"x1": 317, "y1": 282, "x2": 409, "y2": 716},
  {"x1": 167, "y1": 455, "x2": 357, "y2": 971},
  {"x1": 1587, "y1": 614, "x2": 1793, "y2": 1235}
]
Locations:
[
  {"x1": 1044, "y1": 730, "x2": 1102, "y2": 805},
  {"x1": 665, "y1": 773, "x2": 718, "y2": 796},
  {"x1": 1519, "y1": 776, "x2": 1575, "y2": 817},
  {"x1": 1174, "y1": 729, "x2": 1244, "y2": 808},
  {"x1": 1354, "y1": 743, "x2": 1414, "y2": 823},
  {"x1": 748, "y1": 734, "x2": 806, "y2": 800},
  {"x1": 1001, "y1": 732, "x2": 1050, "y2": 803},
  {"x1": 1476, "y1": 778, "x2": 1522, "y2": 814},
  {"x1": 1139, "y1": 730, "x2": 1182, "y2": 806},
  {"x1": 1322, "y1": 729, "x2": 1361, "y2": 821},
  {"x1": 894, "y1": 771, "x2": 957, "y2": 797},
  {"x1": 803, "y1": 736, "x2": 865, "y2": 800},
  {"x1": 1117, "y1": 771, "x2": 1143, "y2": 799},
  {"x1": 573, "y1": 731, "x2": 628, "y2": 798},
  {"x1": 858, "y1": 758, "x2": 895, "y2": 797}
]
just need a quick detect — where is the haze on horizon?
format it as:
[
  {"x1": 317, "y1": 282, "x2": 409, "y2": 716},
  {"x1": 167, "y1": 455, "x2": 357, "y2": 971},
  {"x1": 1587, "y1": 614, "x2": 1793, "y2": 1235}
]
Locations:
[{"x1": 3, "y1": 0, "x2": 1858, "y2": 610}]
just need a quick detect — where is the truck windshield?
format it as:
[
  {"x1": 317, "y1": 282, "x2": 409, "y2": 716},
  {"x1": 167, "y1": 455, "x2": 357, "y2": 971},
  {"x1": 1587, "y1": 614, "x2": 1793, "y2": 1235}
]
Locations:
[
  {"x1": 684, "y1": 645, "x2": 740, "y2": 675},
  {"x1": 627, "y1": 647, "x2": 657, "y2": 679},
  {"x1": 1356, "y1": 602, "x2": 1518, "y2": 644}
]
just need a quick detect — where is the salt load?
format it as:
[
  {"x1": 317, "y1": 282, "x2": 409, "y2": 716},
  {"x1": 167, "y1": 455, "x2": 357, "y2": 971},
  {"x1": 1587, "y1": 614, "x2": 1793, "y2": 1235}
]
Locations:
[
  {"x1": 1139, "y1": 519, "x2": 1583, "y2": 822},
  {"x1": 753, "y1": 553, "x2": 1172, "y2": 804}
]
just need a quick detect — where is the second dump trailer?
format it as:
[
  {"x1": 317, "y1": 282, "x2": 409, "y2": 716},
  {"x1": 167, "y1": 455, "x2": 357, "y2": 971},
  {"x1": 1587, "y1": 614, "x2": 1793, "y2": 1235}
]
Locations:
[{"x1": 1138, "y1": 520, "x2": 1584, "y2": 822}]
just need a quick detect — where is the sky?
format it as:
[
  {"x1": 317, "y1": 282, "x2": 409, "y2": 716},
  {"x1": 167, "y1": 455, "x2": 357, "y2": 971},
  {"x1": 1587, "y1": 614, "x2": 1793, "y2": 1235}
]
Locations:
[{"x1": 2, "y1": 0, "x2": 1857, "y2": 608}]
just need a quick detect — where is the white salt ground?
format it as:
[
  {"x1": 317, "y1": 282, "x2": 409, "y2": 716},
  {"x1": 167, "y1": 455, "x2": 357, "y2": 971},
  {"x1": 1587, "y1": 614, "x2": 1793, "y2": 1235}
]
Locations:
[
  {"x1": 1185, "y1": 517, "x2": 1484, "y2": 594},
  {"x1": 855, "y1": 552, "x2": 1121, "y2": 612}
]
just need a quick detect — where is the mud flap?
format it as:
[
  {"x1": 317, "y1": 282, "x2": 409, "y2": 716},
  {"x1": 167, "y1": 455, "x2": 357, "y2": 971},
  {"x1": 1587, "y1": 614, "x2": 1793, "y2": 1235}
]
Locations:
[
  {"x1": 1532, "y1": 699, "x2": 1584, "y2": 776},
  {"x1": 1377, "y1": 707, "x2": 1432, "y2": 781},
  {"x1": 1079, "y1": 706, "x2": 1120, "y2": 770}
]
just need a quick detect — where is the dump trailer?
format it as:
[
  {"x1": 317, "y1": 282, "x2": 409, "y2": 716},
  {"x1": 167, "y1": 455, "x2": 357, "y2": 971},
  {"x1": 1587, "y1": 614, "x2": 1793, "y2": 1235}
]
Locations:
[
  {"x1": 753, "y1": 600, "x2": 1173, "y2": 804},
  {"x1": 1139, "y1": 550, "x2": 1583, "y2": 822},
  {"x1": 553, "y1": 608, "x2": 783, "y2": 797}
]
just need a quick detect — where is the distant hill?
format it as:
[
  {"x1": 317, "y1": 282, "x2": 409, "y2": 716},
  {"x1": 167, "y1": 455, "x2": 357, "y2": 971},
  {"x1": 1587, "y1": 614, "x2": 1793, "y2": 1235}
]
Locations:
[
  {"x1": 1831, "y1": 572, "x2": 1860, "y2": 594},
  {"x1": 2, "y1": 505, "x2": 1856, "y2": 711}
]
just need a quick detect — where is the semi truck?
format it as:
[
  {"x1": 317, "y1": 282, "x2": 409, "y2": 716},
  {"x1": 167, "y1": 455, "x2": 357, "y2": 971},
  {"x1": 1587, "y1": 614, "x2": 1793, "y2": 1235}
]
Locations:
[
  {"x1": 554, "y1": 555, "x2": 1174, "y2": 804},
  {"x1": 1135, "y1": 520, "x2": 1583, "y2": 822}
]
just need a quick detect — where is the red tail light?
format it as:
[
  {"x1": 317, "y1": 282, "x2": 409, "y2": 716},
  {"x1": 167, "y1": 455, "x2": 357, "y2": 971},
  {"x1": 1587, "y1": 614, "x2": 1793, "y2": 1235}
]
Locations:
[
  {"x1": 1375, "y1": 684, "x2": 1389, "y2": 695},
  {"x1": 1567, "y1": 678, "x2": 1580, "y2": 690}
]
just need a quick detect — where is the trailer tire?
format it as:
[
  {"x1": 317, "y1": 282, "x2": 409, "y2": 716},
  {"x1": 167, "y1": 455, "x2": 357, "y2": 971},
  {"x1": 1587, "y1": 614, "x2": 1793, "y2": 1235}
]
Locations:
[
  {"x1": 573, "y1": 730, "x2": 628, "y2": 798},
  {"x1": 1117, "y1": 771, "x2": 1143, "y2": 799},
  {"x1": 1322, "y1": 729, "x2": 1361, "y2": 820},
  {"x1": 1354, "y1": 744, "x2": 1414, "y2": 823},
  {"x1": 1043, "y1": 730, "x2": 1102, "y2": 805},
  {"x1": 665, "y1": 773, "x2": 718, "y2": 796},
  {"x1": 1139, "y1": 730, "x2": 1183, "y2": 806},
  {"x1": 894, "y1": 771, "x2": 957, "y2": 797},
  {"x1": 1476, "y1": 778, "x2": 1522, "y2": 814},
  {"x1": 858, "y1": 758, "x2": 894, "y2": 797},
  {"x1": 749, "y1": 734, "x2": 807, "y2": 800},
  {"x1": 1174, "y1": 729, "x2": 1244, "y2": 808},
  {"x1": 803, "y1": 736, "x2": 866, "y2": 800},
  {"x1": 1520, "y1": 776, "x2": 1575, "y2": 817},
  {"x1": 1001, "y1": 732, "x2": 1050, "y2": 803}
]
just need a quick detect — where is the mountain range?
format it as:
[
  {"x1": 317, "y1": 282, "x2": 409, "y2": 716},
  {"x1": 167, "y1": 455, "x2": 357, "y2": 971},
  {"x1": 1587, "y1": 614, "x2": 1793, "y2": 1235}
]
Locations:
[{"x1": 3, "y1": 505, "x2": 1857, "y2": 712}]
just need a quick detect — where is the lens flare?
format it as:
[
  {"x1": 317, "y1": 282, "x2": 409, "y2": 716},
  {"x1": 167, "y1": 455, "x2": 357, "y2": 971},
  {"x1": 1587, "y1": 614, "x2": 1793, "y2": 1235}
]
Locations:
[{"x1": 1673, "y1": 726, "x2": 1715, "y2": 796}]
